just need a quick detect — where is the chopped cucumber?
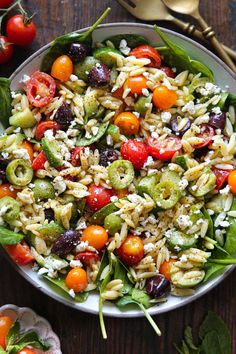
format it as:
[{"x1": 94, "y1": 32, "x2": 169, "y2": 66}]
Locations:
[
  {"x1": 38, "y1": 222, "x2": 65, "y2": 245},
  {"x1": 134, "y1": 95, "x2": 152, "y2": 116},
  {"x1": 41, "y1": 138, "x2": 63, "y2": 167},
  {"x1": 166, "y1": 230, "x2": 197, "y2": 251},
  {"x1": 189, "y1": 168, "x2": 216, "y2": 197},
  {"x1": 137, "y1": 175, "x2": 158, "y2": 197},
  {"x1": 0, "y1": 133, "x2": 24, "y2": 153},
  {"x1": 206, "y1": 194, "x2": 226, "y2": 214},
  {"x1": 74, "y1": 56, "x2": 99, "y2": 81},
  {"x1": 93, "y1": 47, "x2": 123, "y2": 67},
  {"x1": 9, "y1": 108, "x2": 37, "y2": 128},
  {"x1": 160, "y1": 169, "x2": 181, "y2": 184}
]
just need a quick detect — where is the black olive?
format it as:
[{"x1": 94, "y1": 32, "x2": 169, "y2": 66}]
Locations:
[
  {"x1": 88, "y1": 64, "x2": 110, "y2": 87},
  {"x1": 146, "y1": 275, "x2": 171, "y2": 298},
  {"x1": 209, "y1": 111, "x2": 226, "y2": 130},
  {"x1": 0, "y1": 158, "x2": 10, "y2": 169},
  {"x1": 51, "y1": 229, "x2": 80, "y2": 256},
  {"x1": 68, "y1": 43, "x2": 88, "y2": 63},
  {"x1": 170, "y1": 117, "x2": 191, "y2": 136},
  {"x1": 99, "y1": 147, "x2": 119, "y2": 167},
  {"x1": 44, "y1": 208, "x2": 55, "y2": 223},
  {"x1": 54, "y1": 102, "x2": 74, "y2": 129}
]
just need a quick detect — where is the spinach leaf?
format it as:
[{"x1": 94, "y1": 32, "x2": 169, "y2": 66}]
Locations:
[
  {"x1": 91, "y1": 202, "x2": 118, "y2": 225},
  {"x1": 114, "y1": 259, "x2": 132, "y2": 294},
  {"x1": 6, "y1": 321, "x2": 20, "y2": 347},
  {"x1": 224, "y1": 197, "x2": 236, "y2": 255},
  {"x1": 131, "y1": 288, "x2": 151, "y2": 308},
  {"x1": 41, "y1": 8, "x2": 111, "y2": 73},
  {"x1": 203, "y1": 263, "x2": 226, "y2": 282},
  {"x1": 0, "y1": 78, "x2": 12, "y2": 128},
  {"x1": 218, "y1": 92, "x2": 229, "y2": 110},
  {"x1": 199, "y1": 311, "x2": 231, "y2": 354},
  {"x1": 184, "y1": 326, "x2": 199, "y2": 351},
  {"x1": 208, "y1": 258, "x2": 236, "y2": 265},
  {"x1": 104, "y1": 34, "x2": 149, "y2": 49},
  {"x1": 0, "y1": 226, "x2": 24, "y2": 245},
  {"x1": 95, "y1": 250, "x2": 109, "y2": 287},
  {"x1": 44, "y1": 275, "x2": 88, "y2": 302},
  {"x1": 8, "y1": 331, "x2": 50, "y2": 354},
  {"x1": 201, "y1": 208, "x2": 214, "y2": 238},
  {"x1": 154, "y1": 26, "x2": 214, "y2": 81},
  {"x1": 76, "y1": 122, "x2": 109, "y2": 146}
]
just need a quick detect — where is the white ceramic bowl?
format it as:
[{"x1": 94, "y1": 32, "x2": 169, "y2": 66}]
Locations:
[
  {"x1": 0, "y1": 304, "x2": 61, "y2": 353},
  {"x1": 3, "y1": 23, "x2": 236, "y2": 318}
]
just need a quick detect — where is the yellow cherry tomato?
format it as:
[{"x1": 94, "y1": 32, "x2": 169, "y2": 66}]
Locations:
[
  {"x1": 65, "y1": 267, "x2": 88, "y2": 292},
  {"x1": 81, "y1": 225, "x2": 108, "y2": 250},
  {"x1": 152, "y1": 85, "x2": 177, "y2": 110},
  {"x1": 159, "y1": 259, "x2": 176, "y2": 281},
  {"x1": 117, "y1": 235, "x2": 144, "y2": 266},
  {"x1": 114, "y1": 112, "x2": 140, "y2": 135},
  {"x1": 0, "y1": 316, "x2": 13, "y2": 349},
  {"x1": 228, "y1": 170, "x2": 236, "y2": 194},
  {"x1": 126, "y1": 75, "x2": 148, "y2": 95},
  {"x1": 51, "y1": 55, "x2": 73, "y2": 82}
]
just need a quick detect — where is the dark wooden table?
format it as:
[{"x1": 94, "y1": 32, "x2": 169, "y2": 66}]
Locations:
[{"x1": 0, "y1": 1, "x2": 235, "y2": 353}]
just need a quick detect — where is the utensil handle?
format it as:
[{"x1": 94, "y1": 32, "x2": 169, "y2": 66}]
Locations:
[
  {"x1": 197, "y1": 15, "x2": 236, "y2": 72},
  {"x1": 172, "y1": 17, "x2": 236, "y2": 62}
]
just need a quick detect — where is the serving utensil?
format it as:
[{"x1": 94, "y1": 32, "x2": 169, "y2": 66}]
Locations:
[
  {"x1": 116, "y1": 0, "x2": 236, "y2": 61},
  {"x1": 162, "y1": 0, "x2": 236, "y2": 72}
]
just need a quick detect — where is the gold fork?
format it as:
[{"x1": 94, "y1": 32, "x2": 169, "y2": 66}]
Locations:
[{"x1": 116, "y1": 0, "x2": 236, "y2": 61}]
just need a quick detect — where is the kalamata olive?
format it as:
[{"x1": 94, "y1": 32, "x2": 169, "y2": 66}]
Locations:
[
  {"x1": 44, "y1": 208, "x2": 55, "y2": 222},
  {"x1": 88, "y1": 64, "x2": 110, "y2": 87},
  {"x1": 146, "y1": 275, "x2": 171, "y2": 298},
  {"x1": 0, "y1": 170, "x2": 6, "y2": 182},
  {"x1": 0, "y1": 158, "x2": 10, "y2": 169},
  {"x1": 209, "y1": 111, "x2": 226, "y2": 130},
  {"x1": 99, "y1": 147, "x2": 119, "y2": 167},
  {"x1": 170, "y1": 117, "x2": 191, "y2": 136},
  {"x1": 54, "y1": 102, "x2": 74, "y2": 129},
  {"x1": 68, "y1": 43, "x2": 87, "y2": 63},
  {"x1": 193, "y1": 146, "x2": 209, "y2": 160},
  {"x1": 51, "y1": 229, "x2": 80, "y2": 256}
]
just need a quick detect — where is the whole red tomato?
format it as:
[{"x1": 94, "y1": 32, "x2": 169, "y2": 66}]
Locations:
[
  {"x1": 0, "y1": 36, "x2": 13, "y2": 64},
  {"x1": 6, "y1": 15, "x2": 36, "y2": 46},
  {"x1": 0, "y1": 0, "x2": 13, "y2": 7}
]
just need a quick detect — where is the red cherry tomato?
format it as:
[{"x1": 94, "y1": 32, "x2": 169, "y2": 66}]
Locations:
[
  {"x1": 0, "y1": 36, "x2": 13, "y2": 64},
  {"x1": 5, "y1": 241, "x2": 34, "y2": 265},
  {"x1": 120, "y1": 139, "x2": 149, "y2": 170},
  {"x1": 129, "y1": 45, "x2": 161, "y2": 68},
  {"x1": 147, "y1": 135, "x2": 182, "y2": 161},
  {"x1": 26, "y1": 71, "x2": 56, "y2": 107},
  {"x1": 6, "y1": 15, "x2": 36, "y2": 46},
  {"x1": 86, "y1": 184, "x2": 113, "y2": 211},
  {"x1": 18, "y1": 348, "x2": 36, "y2": 354},
  {"x1": 75, "y1": 251, "x2": 100, "y2": 265},
  {"x1": 32, "y1": 150, "x2": 47, "y2": 170},
  {"x1": 117, "y1": 235, "x2": 144, "y2": 266},
  {"x1": 0, "y1": 0, "x2": 13, "y2": 7},
  {"x1": 71, "y1": 147, "x2": 85, "y2": 167},
  {"x1": 194, "y1": 124, "x2": 215, "y2": 149},
  {"x1": 212, "y1": 168, "x2": 230, "y2": 190},
  {"x1": 35, "y1": 120, "x2": 60, "y2": 140},
  {"x1": 161, "y1": 66, "x2": 175, "y2": 78}
]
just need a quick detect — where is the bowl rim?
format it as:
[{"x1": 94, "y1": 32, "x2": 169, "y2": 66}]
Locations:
[{"x1": 5, "y1": 22, "x2": 236, "y2": 318}]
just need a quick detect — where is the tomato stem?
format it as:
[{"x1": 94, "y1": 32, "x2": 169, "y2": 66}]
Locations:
[
  {"x1": 0, "y1": 0, "x2": 21, "y2": 33},
  {"x1": 18, "y1": 0, "x2": 34, "y2": 25}
]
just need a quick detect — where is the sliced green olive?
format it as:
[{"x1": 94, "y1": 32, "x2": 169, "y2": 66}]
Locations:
[
  {"x1": 160, "y1": 169, "x2": 181, "y2": 184},
  {"x1": 33, "y1": 178, "x2": 55, "y2": 201},
  {"x1": 106, "y1": 124, "x2": 120, "y2": 143},
  {"x1": 166, "y1": 230, "x2": 197, "y2": 251},
  {"x1": 0, "y1": 196, "x2": 20, "y2": 223},
  {"x1": 170, "y1": 264, "x2": 205, "y2": 288},
  {"x1": 104, "y1": 214, "x2": 122, "y2": 235},
  {"x1": 153, "y1": 181, "x2": 181, "y2": 209},
  {"x1": 189, "y1": 168, "x2": 216, "y2": 197},
  {"x1": 108, "y1": 160, "x2": 134, "y2": 190},
  {"x1": 6, "y1": 159, "x2": 33, "y2": 186},
  {"x1": 38, "y1": 222, "x2": 65, "y2": 245}
]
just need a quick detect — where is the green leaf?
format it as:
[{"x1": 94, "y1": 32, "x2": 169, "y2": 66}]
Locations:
[
  {"x1": 174, "y1": 341, "x2": 190, "y2": 354},
  {"x1": 91, "y1": 202, "x2": 118, "y2": 225},
  {"x1": 225, "y1": 198, "x2": 236, "y2": 255},
  {"x1": 0, "y1": 226, "x2": 24, "y2": 245},
  {"x1": 203, "y1": 263, "x2": 226, "y2": 282},
  {"x1": 0, "y1": 346, "x2": 6, "y2": 354},
  {"x1": 114, "y1": 259, "x2": 132, "y2": 294},
  {"x1": 0, "y1": 78, "x2": 12, "y2": 128},
  {"x1": 44, "y1": 275, "x2": 88, "y2": 302},
  {"x1": 131, "y1": 288, "x2": 151, "y2": 309},
  {"x1": 115, "y1": 295, "x2": 135, "y2": 308},
  {"x1": 41, "y1": 8, "x2": 111, "y2": 72},
  {"x1": 184, "y1": 326, "x2": 199, "y2": 351},
  {"x1": 190, "y1": 60, "x2": 214, "y2": 82},
  {"x1": 76, "y1": 122, "x2": 109, "y2": 147},
  {"x1": 6, "y1": 321, "x2": 20, "y2": 347},
  {"x1": 7, "y1": 331, "x2": 50, "y2": 353},
  {"x1": 208, "y1": 258, "x2": 236, "y2": 265},
  {"x1": 95, "y1": 250, "x2": 109, "y2": 287},
  {"x1": 199, "y1": 311, "x2": 231, "y2": 354}
]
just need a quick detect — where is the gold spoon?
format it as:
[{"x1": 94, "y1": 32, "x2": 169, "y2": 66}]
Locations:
[
  {"x1": 116, "y1": 0, "x2": 236, "y2": 61},
  {"x1": 162, "y1": 0, "x2": 236, "y2": 72}
]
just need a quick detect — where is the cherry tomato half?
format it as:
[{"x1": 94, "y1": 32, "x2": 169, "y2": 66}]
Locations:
[
  {"x1": 0, "y1": 36, "x2": 13, "y2": 64},
  {"x1": 0, "y1": 0, "x2": 14, "y2": 7},
  {"x1": 126, "y1": 75, "x2": 148, "y2": 95},
  {"x1": 152, "y1": 85, "x2": 177, "y2": 110},
  {"x1": 71, "y1": 147, "x2": 85, "y2": 167},
  {"x1": 117, "y1": 235, "x2": 144, "y2": 266},
  {"x1": 35, "y1": 120, "x2": 60, "y2": 140},
  {"x1": 26, "y1": 71, "x2": 56, "y2": 107},
  {"x1": 228, "y1": 170, "x2": 236, "y2": 194},
  {"x1": 86, "y1": 184, "x2": 113, "y2": 211},
  {"x1": 120, "y1": 139, "x2": 149, "y2": 170},
  {"x1": 0, "y1": 316, "x2": 13, "y2": 349},
  {"x1": 114, "y1": 112, "x2": 140, "y2": 135},
  {"x1": 18, "y1": 348, "x2": 36, "y2": 354},
  {"x1": 81, "y1": 225, "x2": 108, "y2": 250},
  {"x1": 6, "y1": 15, "x2": 36, "y2": 46},
  {"x1": 51, "y1": 55, "x2": 73, "y2": 82},
  {"x1": 19, "y1": 140, "x2": 34, "y2": 162},
  {"x1": 32, "y1": 150, "x2": 47, "y2": 170},
  {"x1": 5, "y1": 241, "x2": 34, "y2": 265},
  {"x1": 194, "y1": 124, "x2": 215, "y2": 149},
  {"x1": 0, "y1": 184, "x2": 18, "y2": 199},
  {"x1": 212, "y1": 168, "x2": 230, "y2": 190},
  {"x1": 75, "y1": 251, "x2": 100, "y2": 266},
  {"x1": 159, "y1": 259, "x2": 176, "y2": 281},
  {"x1": 129, "y1": 45, "x2": 161, "y2": 68},
  {"x1": 65, "y1": 267, "x2": 87, "y2": 293},
  {"x1": 161, "y1": 66, "x2": 175, "y2": 78},
  {"x1": 147, "y1": 135, "x2": 182, "y2": 161}
]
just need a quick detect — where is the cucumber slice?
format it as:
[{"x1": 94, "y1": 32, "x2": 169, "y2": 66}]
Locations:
[
  {"x1": 29, "y1": 234, "x2": 48, "y2": 255},
  {"x1": 83, "y1": 89, "x2": 99, "y2": 120},
  {"x1": 189, "y1": 168, "x2": 216, "y2": 197},
  {"x1": 9, "y1": 108, "x2": 37, "y2": 128},
  {"x1": 171, "y1": 264, "x2": 205, "y2": 288},
  {"x1": 160, "y1": 169, "x2": 181, "y2": 184},
  {"x1": 137, "y1": 175, "x2": 158, "y2": 197},
  {"x1": 206, "y1": 194, "x2": 226, "y2": 214},
  {"x1": 74, "y1": 56, "x2": 99, "y2": 81},
  {"x1": 93, "y1": 47, "x2": 123, "y2": 67},
  {"x1": 0, "y1": 133, "x2": 24, "y2": 153},
  {"x1": 104, "y1": 34, "x2": 149, "y2": 49},
  {"x1": 33, "y1": 178, "x2": 55, "y2": 201},
  {"x1": 41, "y1": 138, "x2": 63, "y2": 167},
  {"x1": 166, "y1": 230, "x2": 197, "y2": 251},
  {"x1": 38, "y1": 222, "x2": 65, "y2": 244},
  {"x1": 91, "y1": 202, "x2": 118, "y2": 225},
  {"x1": 134, "y1": 95, "x2": 152, "y2": 116}
]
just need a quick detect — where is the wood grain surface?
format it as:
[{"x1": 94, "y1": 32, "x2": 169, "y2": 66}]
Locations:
[{"x1": 0, "y1": 1, "x2": 235, "y2": 353}]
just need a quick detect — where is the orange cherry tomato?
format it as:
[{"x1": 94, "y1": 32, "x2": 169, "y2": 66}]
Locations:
[
  {"x1": 114, "y1": 188, "x2": 129, "y2": 199},
  {"x1": 0, "y1": 184, "x2": 18, "y2": 199},
  {"x1": 18, "y1": 348, "x2": 36, "y2": 354},
  {"x1": 117, "y1": 235, "x2": 144, "y2": 266},
  {"x1": 5, "y1": 241, "x2": 34, "y2": 265},
  {"x1": 228, "y1": 170, "x2": 236, "y2": 194},
  {"x1": 152, "y1": 85, "x2": 177, "y2": 110},
  {"x1": 51, "y1": 55, "x2": 73, "y2": 82},
  {"x1": 0, "y1": 316, "x2": 13, "y2": 349},
  {"x1": 126, "y1": 75, "x2": 148, "y2": 95},
  {"x1": 112, "y1": 86, "x2": 124, "y2": 99},
  {"x1": 65, "y1": 267, "x2": 87, "y2": 292},
  {"x1": 159, "y1": 259, "x2": 176, "y2": 281},
  {"x1": 81, "y1": 225, "x2": 108, "y2": 250},
  {"x1": 19, "y1": 140, "x2": 34, "y2": 162},
  {"x1": 114, "y1": 112, "x2": 140, "y2": 135}
]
